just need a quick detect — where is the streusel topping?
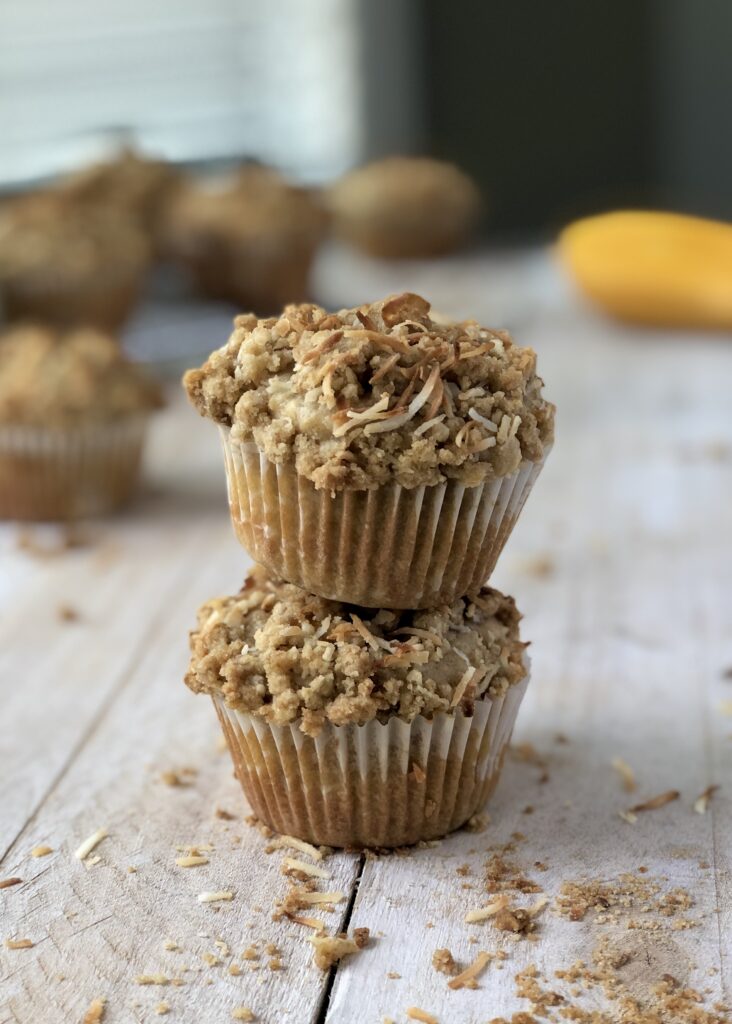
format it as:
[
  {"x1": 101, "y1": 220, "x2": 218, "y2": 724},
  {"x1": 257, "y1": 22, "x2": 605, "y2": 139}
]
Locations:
[
  {"x1": 184, "y1": 292, "x2": 554, "y2": 490},
  {"x1": 0, "y1": 192, "x2": 149, "y2": 286},
  {"x1": 0, "y1": 325, "x2": 163, "y2": 426},
  {"x1": 185, "y1": 566, "x2": 527, "y2": 736}
]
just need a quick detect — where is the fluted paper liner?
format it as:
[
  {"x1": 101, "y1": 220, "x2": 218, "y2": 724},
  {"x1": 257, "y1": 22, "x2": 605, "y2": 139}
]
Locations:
[
  {"x1": 213, "y1": 673, "x2": 529, "y2": 849},
  {"x1": 220, "y1": 428, "x2": 548, "y2": 608},
  {"x1": 0, "y1": 415, "x2": 149, "y2": 521}
]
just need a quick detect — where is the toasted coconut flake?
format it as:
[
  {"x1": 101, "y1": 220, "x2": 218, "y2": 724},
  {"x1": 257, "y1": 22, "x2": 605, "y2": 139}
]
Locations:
[
  {"x1": 628, "y1": 790, "x2": 680, "y2": 813},
  {"x1": 264, "y1": 835, "x2": 325, "y2": 861},
  {"x1": 176, "y1": 855, "x2": 209, "y2": 868},
  {"x1": 497, "y1": 413, "x2": 512, "y2": 444},
  {"x1": 447, "y1": 951, "x2": 492, "y2": 990},
  {"x1": 351, "y1": 614, "x2": 392, "y2": 652},
  {"x1": 528, "y1": 895, "x2": 549, "y2": 917},
  {"x1": 467, "y1": 408, "x2": 498, "y2": 432},
  {"x1": 82, "y1": 999, "x2": 106, "y2": 1024},
  {"x1": 611, "y1": 757, "x2": 637, "y2": 793},
  {"x1": 75, "y1": 826, "x2": 108, "y2": 861},
  {"x1": 369, "y1": 352, "x2": 401, "y2": 383},
  {"x1": 694, "y1": 784, "x2": 720, "y2": 814},
  {"x1": 281, "y1": 857, "x2": 330, "y2": 880},
  {"x1": 406, "y1": 1009, "x2": 438, "y2": 1024},
  {"x1": 301, "y1": 330, "x2": 344, "y2": 363},
  {"x1": 469, "y1": 435, "x2": 497, "y2": 452},
  {"x1": 197, "y1": 891, "x2": 234, "y2": 903},
  {"x1": 450, "y1": 667, "x2": 477, "y2": 708},
  {"x1": 413, "y1": 413, "x2": 446, "y2": 437},
  {"x1": 0, "y1": 877, "x2": 23, "y2": 889},
  {"x1": 393, "y1": 627, "x2": 445, "y2": 646},
  {"x1": 510, "y1": 414, "x2": 522, "y2": 437},
  {"x1": 314, "y1": 616, "x2": 332, "y2": 639},
  {"x1": 465, "y1": 895, "x2": 510, "y2": 923},
  {"x1": 136, "y1": 975, "x2": 170, "y2": 986},
  {"x1": 5, "y1": 937, "x2": 33, "y2": 949},
  {"x1": 618, "y1": 810, "x2": 638, "y2": 825},
  {"x1": 154, "y1": 1005, "x2": 170, "y2": 1017},
  {"x1": 365, "y1": 363, "x2": 441, "y2": 436},
  {"x1": 295, "y1": 890, "x2": 344, "y2": 905},
  {"x1": 284, "y1": 913, "x2": 326, "y2": 932},
  {"x1": 457, "y1": 342, "x2": 494, "y2": 361}
]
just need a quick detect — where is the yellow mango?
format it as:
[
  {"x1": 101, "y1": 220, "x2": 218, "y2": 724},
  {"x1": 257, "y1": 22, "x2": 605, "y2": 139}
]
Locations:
[{"x1": 558, "y1": 211, "x2": 732, "y2": 329}]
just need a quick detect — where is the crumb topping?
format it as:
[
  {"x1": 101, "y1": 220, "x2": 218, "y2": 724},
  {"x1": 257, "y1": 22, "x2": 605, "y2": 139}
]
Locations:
[
  {"x1": 185, "y1": 565, "x2": 527, "y2": 735},
  {"x1": 0, "y1": 326, "x2": 163, "y2": 427},
  {"x1": 0, "y1": 192, "x2": 149, "y2": 286},
  {"x1": 183, "y1": 292, "x2": 554, "y2": 490}
]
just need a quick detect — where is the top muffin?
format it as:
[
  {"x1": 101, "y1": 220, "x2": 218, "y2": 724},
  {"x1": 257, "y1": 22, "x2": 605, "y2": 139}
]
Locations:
[
  {"x1": 0, "y1": 325, "x2": 163, "y2": 428},
  {"x1": 184, "y1": 292, "x2": 554, "y2": 491},
  {"x1": 59, "y1": 147, "x2": 179, "y2": 222},
  {"x1": 328, "y1": 156, "x2": 482, "y2": 259}
]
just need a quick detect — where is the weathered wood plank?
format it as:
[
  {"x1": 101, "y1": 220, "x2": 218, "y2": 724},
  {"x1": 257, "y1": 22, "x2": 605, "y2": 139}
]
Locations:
[{"x1": 323, "y1": 316, "x2": 732, "y2": 1021}]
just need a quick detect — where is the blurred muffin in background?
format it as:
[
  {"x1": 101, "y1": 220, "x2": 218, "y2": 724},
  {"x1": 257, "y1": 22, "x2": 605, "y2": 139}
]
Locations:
[
  {"x1": 0, "y1": 192, "x2": 150, "y2": 331},
  {"x1": 0, "y1": 325, "x2": 163, "y2": 521},
  {"x1": 328, "y1": 156, "x2": 482, "y2": 259},
  {"x1": 164, "y1": 165, "x2": 326, "y2": 313},
  {"x1": 59, "y1": 147, "x2": 182, "y2": 255}
]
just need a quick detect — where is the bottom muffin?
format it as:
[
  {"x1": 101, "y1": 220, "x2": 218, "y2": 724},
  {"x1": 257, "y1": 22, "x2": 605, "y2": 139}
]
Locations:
[{"x1": 186, "y1": 567, "x2": 530, "y2": 848}]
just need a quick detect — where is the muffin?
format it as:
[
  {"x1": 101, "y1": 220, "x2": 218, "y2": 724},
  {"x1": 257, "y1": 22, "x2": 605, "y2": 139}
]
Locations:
[
  {"x1": 328, "y1": 156, "x2": 482, "y2": 259},
  {"x1": 184, "y1": 292, "x2": 554, "y2": 608},
  {"x1": 59, "y1": 147, "x2": 181, "y2": 254},
  {"x1": 186, "y1": 566, "x2": 529, "y2": 848},
  {"x1": 0, "y1": 325, "x2": 162, "y2": 520},
  {"x1": 165, "y1": 165, "x2": 325, "y2": 312},
  {"x1": 0, "y1": 192, "x2": 149, "y2": 330}
]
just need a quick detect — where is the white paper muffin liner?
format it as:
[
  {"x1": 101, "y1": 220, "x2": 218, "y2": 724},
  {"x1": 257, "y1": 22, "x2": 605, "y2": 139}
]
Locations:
[
  {"x1": 220, "y1": 427, "x2": 549, "y2": 608},
  {"x1": 213, "y1": 672, "x2": 529, "y2": 849},
  {"x1": 0, "y1": 415, "x2": 149, "y2": 521}
]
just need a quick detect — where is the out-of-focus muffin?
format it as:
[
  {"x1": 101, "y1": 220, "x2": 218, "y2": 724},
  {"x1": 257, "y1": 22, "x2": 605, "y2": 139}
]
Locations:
[
  {"x1": 0, "y1": 324, "x2": 162, "y2": 520},
  {"x1": 328, "y1": 156, "x2": 482, "y2": 259},
  {"x1": 164, "y1": 165, "x2": 326, "y2": 312},
  {"x1": 60, "y1": 147, "x2": 182, "y2": 253},
  {"x1": 0, "y1": 192, "x2": 150, "y2": 331}
]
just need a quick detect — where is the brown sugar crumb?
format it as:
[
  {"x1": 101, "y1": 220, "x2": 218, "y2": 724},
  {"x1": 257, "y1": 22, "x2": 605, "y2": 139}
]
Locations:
[
  {"x1": 521, "y1": 554, "x2": 555, "y2": 578},
  {"x1": 4, "y1": 938, "x2": 33, "y2": 949},
  {"x1": 310, "y1": 934, "x2": 361, "y2": 971},
  {"x1": 628, "y1": 789, "x2": 680, "y2": 813},
  {"x1": 267, "y1": 957, "x2": 283, "y2": 972},
  {"x1": 231, "y1": 1009, "x2": 256, "y2": 1022},
  {"x1": 176, "y1": 855, "x2": 209, "y2": 868},
  {"x1": 136, "y1": 975, "x2": 171, "y2": 986},
  {"x1": 215, "y1": 807, "x2": 236, "y2": 820},
  {"x1": 160, "y1": 770, "x2": 186, "y2": 787},
  {"x1": 432, "y1": 948, "x2": 459, "y2": 976},
  {"x1": 30, "y1": 845, "x2": 53, "y2": 858},
  {"x1": 494, "y1": 908, "x2": 534, "y2": 935},
  {"x1": 57, "y1": 603, "x2": 80, "y2": 622},
  {"x1": 406, "y1": 1009, "x2": 438, "y2": 1024},
  {"x1": 154, "y1": 1004, "x2": 170, "y2": 1016},
  {"x1": 448, "y1": 951, "x2": 493, "y2": 990},
  {"x1": 241, "y1": 945, "x2": 259, "y2": 961},
  {"x1": 387, "y1": 972, "x2": 401, "y2": 979},
  {"x1": 82, "y1": 999, "x2": 106, "y2": 1024},
  {"x1": 0, "y1": 877, "x2": 23, "y2": 889},
  {"x1": 353, "y1": 927, "x2": 370, "y2": 949}
]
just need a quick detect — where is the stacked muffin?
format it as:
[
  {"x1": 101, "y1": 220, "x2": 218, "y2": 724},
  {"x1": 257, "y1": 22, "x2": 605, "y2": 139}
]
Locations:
[{"x1": 183, "y1": 292, "x2": 554, "y2": 848}]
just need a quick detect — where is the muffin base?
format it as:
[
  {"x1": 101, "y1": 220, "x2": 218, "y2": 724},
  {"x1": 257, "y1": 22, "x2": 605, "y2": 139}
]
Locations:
[
  {"x1": 0, "y1": 416, "x2": 148, "y2": 521},
  {"x1": 221, "y1": 430, "x2": 548, "y2": 608},
  {"x1": 213, "y1": 674, "x2": 528, "y2": 849}
]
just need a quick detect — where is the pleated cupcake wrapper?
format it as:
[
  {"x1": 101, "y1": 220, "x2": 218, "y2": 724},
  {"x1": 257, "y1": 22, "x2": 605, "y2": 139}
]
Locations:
[
  {"x1": 220, "y1": 428, "x2": 549, "y2": 608},
  {"x1": 0, "y1": 416, "x2": 149, "y2": 521},
  {"x1": 213, "y1": 672, "x2": 529, "y2": 849}
]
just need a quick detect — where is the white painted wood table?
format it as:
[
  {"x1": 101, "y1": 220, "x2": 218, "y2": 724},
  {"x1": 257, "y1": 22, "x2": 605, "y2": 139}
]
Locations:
[{"x1": 1, "y1": 250, "x2": 731, "y2": 1024}]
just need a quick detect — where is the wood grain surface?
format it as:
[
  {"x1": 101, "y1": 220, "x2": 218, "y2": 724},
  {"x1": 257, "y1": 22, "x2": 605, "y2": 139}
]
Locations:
[{"x1": 1, "y1": 250, "x2": 730, "y2": 1023}]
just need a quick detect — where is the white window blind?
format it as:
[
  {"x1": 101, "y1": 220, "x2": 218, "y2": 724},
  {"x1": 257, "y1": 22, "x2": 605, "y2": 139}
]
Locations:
[{"x1": 0, "y1": 0, "x2": 364, "y2": 186}]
